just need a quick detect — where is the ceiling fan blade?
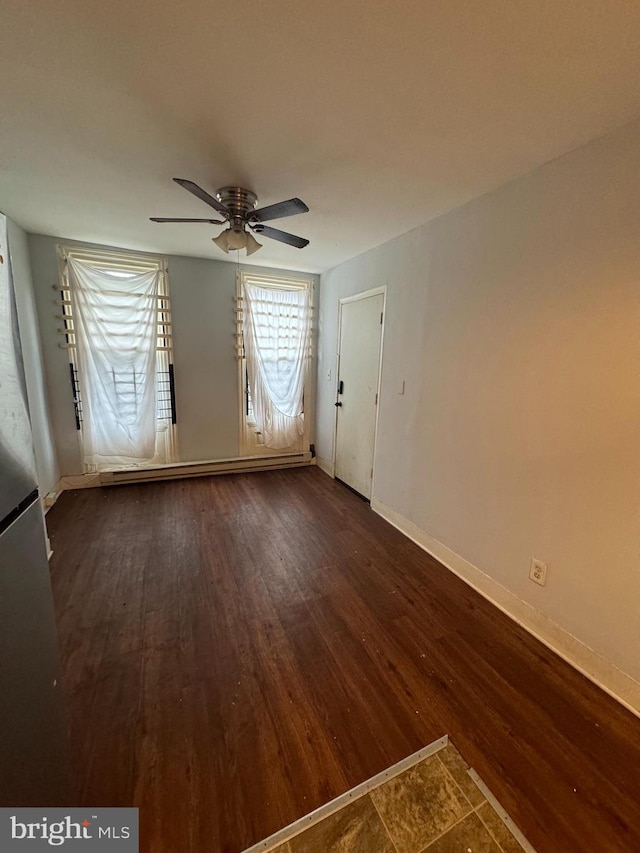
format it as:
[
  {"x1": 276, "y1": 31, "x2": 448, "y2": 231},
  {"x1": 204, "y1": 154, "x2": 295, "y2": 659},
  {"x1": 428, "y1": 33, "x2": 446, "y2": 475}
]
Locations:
[
  {"x1": 173, "y1": 178, "x2": 229, "y2": 216},
  {"x1": 252, "y1": 224, "x2": 309, "y2": 249},
  {"x1": 250, "y1": 198, "x2": 309, "y2": 222},
  {"x1": 150, "y1": 217, "x2": 224, "y2": 223}
]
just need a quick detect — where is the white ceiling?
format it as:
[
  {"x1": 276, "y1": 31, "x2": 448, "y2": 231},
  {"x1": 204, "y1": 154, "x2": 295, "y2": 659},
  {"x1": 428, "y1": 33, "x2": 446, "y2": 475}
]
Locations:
[{"x1": 2, "y1": 1, "x2": 640, "y2": 274}]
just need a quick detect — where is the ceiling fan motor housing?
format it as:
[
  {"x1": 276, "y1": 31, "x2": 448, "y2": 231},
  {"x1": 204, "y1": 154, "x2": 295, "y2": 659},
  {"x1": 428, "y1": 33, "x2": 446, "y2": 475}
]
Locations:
[{"x1": 216, "y1": 186, "x2": 257, "y2": 231}]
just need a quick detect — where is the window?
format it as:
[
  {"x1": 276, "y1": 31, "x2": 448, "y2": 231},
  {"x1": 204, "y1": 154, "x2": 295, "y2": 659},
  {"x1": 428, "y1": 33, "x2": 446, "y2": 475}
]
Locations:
[
  {"x1": 57, "y1": 246, "x2": 177, "y2": 472},
  {"x1": 237, "y1": 271, "x2": 313, "y2": 456}
]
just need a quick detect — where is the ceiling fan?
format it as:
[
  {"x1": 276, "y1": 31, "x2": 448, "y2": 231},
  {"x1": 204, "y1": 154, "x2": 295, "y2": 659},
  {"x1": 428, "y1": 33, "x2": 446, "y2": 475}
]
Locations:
[{"x1": 150, "y1": 179, "x2": 310, "y2": 256}]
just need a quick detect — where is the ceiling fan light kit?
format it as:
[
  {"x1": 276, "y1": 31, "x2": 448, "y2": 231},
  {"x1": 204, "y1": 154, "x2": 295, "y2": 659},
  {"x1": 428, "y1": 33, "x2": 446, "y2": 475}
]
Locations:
[
  {"x1": 212, "y1": 229, "x2": 262, "y2": 256},
  {"x1": 151, "y1": 179, "x2": 309, "y2": 255}
]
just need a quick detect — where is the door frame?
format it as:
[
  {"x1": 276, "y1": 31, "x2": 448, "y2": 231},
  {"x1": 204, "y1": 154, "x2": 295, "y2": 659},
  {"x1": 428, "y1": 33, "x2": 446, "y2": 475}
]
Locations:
[{"x1": 332, "y1": 286, "x2": 386, "y2": 497}]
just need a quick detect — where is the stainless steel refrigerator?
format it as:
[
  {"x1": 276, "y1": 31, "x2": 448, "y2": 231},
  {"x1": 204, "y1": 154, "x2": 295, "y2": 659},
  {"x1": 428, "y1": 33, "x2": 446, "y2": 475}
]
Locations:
[{"x1": 0, "y1": 213, "x2": 73, "y2": 805}]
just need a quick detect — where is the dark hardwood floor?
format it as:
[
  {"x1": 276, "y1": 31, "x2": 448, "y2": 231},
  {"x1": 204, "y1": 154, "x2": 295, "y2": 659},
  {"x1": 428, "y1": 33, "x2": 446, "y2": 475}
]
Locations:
[{"x1": 47, "y1": 467, "x2": 640, "y2": 852}]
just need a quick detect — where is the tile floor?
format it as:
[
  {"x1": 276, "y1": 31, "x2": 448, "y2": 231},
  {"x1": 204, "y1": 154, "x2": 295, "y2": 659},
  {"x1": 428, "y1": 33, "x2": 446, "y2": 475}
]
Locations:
[{"x1": 263, "y1": 743, "x2": 528, "y2": 853}]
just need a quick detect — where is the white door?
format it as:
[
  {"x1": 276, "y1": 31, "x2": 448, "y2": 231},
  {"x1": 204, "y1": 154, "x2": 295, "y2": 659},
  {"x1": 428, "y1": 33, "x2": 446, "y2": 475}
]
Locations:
[{"x1": 334, "y1": 291, "x2": 384, "y2": 499}]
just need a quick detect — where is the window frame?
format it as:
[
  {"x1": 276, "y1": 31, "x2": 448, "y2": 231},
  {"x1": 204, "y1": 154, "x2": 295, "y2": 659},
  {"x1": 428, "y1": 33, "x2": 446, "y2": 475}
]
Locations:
[
  {"x1": 56, "y1": 244, "x2": 178, "y2": 472},
  {"x1": 236, "y1": 270, "x2": 314, "y2": 457}
]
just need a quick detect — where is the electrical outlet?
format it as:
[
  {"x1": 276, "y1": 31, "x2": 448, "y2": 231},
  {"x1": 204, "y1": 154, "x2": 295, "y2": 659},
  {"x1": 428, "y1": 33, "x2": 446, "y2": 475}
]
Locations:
[{"x1": 529, "y1": 557, "x2": 547, "y2": 586}]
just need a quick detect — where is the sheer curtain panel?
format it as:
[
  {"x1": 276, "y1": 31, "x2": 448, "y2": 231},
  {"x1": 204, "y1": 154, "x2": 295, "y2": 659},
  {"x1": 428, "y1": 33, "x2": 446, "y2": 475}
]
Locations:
[
  {"x1": 68, "y1": 256, "x2": 160, "y2": 469},
  {"x1": 243, "y1": 283, "x2": 311, "y2": 450}
]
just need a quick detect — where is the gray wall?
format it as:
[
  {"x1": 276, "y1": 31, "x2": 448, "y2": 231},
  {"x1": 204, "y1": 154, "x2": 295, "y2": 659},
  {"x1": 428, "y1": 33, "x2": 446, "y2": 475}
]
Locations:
[
  {"x1": 7, "y1": 221, "x2": 59, "y2": 496},
  {"x1": 317, "y1": 118, "x2": 640, "y2": 705},
  {"x1": 168, "y1": 255, "x2": 240, "y2": 462},
  {"x1": 28, "y1": 234, "x2": 318, "y2": 474}
]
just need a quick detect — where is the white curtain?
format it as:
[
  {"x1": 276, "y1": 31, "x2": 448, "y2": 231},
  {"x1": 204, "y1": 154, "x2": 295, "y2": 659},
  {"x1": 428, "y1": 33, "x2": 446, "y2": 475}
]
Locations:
[
  {"x1": 243, "y1": 283, "x2": 310, "y2": 450},
  {"x1": 68, "y1": 256, "x2": 160, "y2": 469}
]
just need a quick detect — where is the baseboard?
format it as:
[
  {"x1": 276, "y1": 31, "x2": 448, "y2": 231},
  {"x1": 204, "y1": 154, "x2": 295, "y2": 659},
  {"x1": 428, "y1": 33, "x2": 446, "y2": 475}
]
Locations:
[
  {"x1": 59, "y1": 473, "x2": 102, "y2": 490},
  {"x1": 42, "y1": 482, "x2": 64, "y2": 512},
  {"x1": 59, "y1": 453, "x2": 313, "y2": 489},
  {"x1": 371, "y1": 498, "x2": 640, "y2": 718},
  {"x1": 316, "y1": 454, "x2": 334, "y2": 477}
]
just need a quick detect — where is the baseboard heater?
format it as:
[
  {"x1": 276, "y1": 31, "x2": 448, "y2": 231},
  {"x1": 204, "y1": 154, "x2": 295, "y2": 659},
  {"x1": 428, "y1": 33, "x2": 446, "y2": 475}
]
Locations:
[{"x1": 97, "y1": 452, "x2": 313, "y2": 487}]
